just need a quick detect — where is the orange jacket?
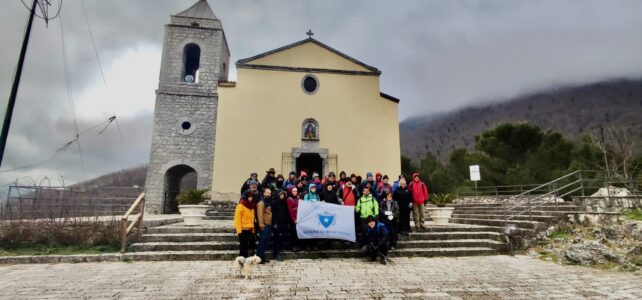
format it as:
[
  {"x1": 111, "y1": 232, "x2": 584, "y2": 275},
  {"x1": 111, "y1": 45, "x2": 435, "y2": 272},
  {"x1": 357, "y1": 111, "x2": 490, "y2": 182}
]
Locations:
[{"x1": 234, "y1": 203, "x2": 255, "y2": 234}]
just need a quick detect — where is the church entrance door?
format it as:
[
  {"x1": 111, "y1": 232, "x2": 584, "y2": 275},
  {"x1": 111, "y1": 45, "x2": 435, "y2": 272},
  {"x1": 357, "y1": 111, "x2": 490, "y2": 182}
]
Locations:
[
  {"x1": 163, "y1": 165, "x2": 197, "y2": 214},
  {"x1": 296, "y1": 153, "x2": 323, "y2": 177}
]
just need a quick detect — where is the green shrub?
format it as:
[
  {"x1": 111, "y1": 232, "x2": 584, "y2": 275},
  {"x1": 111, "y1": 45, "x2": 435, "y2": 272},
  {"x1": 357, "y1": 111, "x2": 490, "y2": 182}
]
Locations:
[
  {"x1": 176, "y1": 189, "x2": 211, "y2": 205},
  {"x1": 625, "y1": 209, "x2": 642, "y2": 221},
  {"x1": 430, "y1": 193, "x2": 457, "y2": 207}
]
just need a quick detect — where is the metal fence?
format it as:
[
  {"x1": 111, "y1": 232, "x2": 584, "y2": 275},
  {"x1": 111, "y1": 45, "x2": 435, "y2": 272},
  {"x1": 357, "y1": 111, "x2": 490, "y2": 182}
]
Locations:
[
  {"x1": 1, "y1": 186, "x2": 145, "y2": 220},
  {"x1": 458, "y1": 170, "x2": 641, "y2": 199}
]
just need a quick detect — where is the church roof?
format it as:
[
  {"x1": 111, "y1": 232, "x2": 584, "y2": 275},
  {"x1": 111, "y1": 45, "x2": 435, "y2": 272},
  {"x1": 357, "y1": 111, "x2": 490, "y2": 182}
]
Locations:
[
  {"x1": 237, "y1": 38, "x2": 381, "y2": 76},
  {"x1": 175, "y1": 0, "x2": 218, "y2": 20}
]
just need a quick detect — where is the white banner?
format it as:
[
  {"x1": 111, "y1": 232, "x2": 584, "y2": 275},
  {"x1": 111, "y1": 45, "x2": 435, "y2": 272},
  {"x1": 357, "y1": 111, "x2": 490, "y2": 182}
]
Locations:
[{"x1": 296, "y1": 201, "x2": 356, "y2": 242}]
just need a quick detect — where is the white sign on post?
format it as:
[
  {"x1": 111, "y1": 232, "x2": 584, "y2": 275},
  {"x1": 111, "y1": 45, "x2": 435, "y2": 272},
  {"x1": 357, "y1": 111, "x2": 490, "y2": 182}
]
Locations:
[{"x1": 469, "y1": 165, "x2": 481, "y2": 181}]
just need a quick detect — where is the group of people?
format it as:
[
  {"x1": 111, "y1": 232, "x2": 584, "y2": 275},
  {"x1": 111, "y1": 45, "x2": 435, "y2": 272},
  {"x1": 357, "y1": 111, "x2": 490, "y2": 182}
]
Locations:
[{"x1": 233, "y1": 168, "x2": 430, "y2": 264}]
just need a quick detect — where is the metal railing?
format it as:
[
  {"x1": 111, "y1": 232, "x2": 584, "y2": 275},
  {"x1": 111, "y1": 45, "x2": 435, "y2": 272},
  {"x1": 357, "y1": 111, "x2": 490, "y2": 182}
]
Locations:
[
  {"x1": 458, "y1": 184, "x2": 547, "y2": 197},
  {"x1": 120, "y1": 192, "x2": 145, "y2": 253},
  {"x1": 501, "y1": 170, "x2": 641, "y2": 226}
]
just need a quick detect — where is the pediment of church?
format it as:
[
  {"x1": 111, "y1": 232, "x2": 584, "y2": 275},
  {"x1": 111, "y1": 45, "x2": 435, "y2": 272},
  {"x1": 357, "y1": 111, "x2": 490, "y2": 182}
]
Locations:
[{"x1": 236, "y1": 38, "x2": 381, "y2": 75}]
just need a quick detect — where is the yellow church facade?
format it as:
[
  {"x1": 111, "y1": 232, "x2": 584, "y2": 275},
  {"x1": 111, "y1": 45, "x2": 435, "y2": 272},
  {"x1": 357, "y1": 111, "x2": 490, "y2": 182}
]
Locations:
[{"x1": 211, "y1": 38, "x2": 401, "y2": 193}]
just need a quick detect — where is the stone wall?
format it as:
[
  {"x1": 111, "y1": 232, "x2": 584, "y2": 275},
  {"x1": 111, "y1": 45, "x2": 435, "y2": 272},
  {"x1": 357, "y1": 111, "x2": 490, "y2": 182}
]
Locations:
[{"x1": 573, "y1": 196, "x2": 642, "y2": 213}]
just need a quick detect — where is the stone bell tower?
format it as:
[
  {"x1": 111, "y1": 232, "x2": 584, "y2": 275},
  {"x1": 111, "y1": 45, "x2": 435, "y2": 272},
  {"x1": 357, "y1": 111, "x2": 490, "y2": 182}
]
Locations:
[{"x1": 145, "y1": 0, "x2": 230, "y2": 214}]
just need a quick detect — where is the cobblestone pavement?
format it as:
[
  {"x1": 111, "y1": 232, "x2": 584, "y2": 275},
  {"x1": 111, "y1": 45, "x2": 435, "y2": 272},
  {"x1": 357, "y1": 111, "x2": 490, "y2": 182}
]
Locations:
[{"x1": 0, "y1": 256, "x2": 639, "y2": 299}]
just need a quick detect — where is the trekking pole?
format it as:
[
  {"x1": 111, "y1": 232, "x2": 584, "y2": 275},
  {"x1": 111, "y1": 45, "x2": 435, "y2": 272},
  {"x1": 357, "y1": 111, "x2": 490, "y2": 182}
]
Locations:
[{"x1": 378, "y1": 251, "x2": 395, "y2": 265}]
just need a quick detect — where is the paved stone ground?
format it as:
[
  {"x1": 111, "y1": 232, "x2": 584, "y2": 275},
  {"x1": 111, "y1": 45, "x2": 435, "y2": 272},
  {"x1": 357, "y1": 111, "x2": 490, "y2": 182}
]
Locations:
[{"x1": 0, "y1": 256, "x2": 639, "y2": 299}]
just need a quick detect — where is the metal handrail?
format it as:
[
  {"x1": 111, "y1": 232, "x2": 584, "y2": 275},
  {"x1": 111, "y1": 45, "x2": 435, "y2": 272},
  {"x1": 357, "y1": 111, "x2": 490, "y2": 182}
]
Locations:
[
  {"x1": 504, "y1": 170, "x2": 582, "y2": 224},
  {"x1": 120, "y1": 192, "x2": 145, "y2": 253},
  {"x1": 507, "y1": 170, "x2": 580, "y2": 203}
]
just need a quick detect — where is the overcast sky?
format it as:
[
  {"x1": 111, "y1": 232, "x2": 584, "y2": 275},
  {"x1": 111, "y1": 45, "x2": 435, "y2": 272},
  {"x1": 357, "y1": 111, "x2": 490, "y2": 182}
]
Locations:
[{"x1": 1, "y1": 0, "x2": 642, "y2": 190}]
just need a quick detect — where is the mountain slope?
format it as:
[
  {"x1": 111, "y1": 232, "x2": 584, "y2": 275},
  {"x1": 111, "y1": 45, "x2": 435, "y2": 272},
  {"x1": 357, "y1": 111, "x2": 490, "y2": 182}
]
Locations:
[{"x1": 400, "y1": 78, "x2": 642, "y2": 161}]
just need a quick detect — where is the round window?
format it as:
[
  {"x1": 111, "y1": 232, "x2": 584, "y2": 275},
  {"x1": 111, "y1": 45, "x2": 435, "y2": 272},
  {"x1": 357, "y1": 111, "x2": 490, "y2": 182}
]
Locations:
[
  {"x1": 301, "y1": 74, "x2": 319, "y2": 95},
  {"x1": 177, "y1": 117, "x2": 196, "y2": 135}
]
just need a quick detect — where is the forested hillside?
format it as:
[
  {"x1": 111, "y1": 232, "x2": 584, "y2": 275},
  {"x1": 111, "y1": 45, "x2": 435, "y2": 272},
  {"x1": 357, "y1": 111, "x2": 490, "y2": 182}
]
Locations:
[{"x1": 401, "y1": 79, "x2": 642, "y2": 162}]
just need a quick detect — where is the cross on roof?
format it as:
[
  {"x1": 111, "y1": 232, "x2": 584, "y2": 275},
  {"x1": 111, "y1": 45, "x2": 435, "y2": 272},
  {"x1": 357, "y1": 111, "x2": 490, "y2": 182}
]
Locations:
[{"x1": 306, "y1": 29, "x2": 314, "y2": 39}]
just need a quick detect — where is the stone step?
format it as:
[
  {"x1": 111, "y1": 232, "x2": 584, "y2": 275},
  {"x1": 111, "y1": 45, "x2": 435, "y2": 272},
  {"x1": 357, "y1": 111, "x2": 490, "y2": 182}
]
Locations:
[
  {"x1": 204, "y1": 216, "x2": 234, "y2": 220},
  {"x1": 449, "y1": 218, "x2": 544, "y2": 230},
  {"x1": 139, "y1": 230, "x2": 503, "y2": 244},
  {"x1": 129, "y1": 241, "x2": 239, "y2": 252},
  {"x1": 451, "y1": 205, "x2": 580, "y2": 212},
  {"x1": 146, "y1": 224, "x2": 504, "y2": 235},
  {"x1": 451, "y1": 209, "x2": 573, "y2": 216},
  {"x1": 451, "y1": 214, "x2": 559, "y2": 222},
  {"x1": 146, "y1": 226, "x2": 232, "y2": 234},
  {"x1": 396, "y1": 239, "x2": 505, "y2": 250},
  {"x1": 122, "y1": 247, "x2": 500, "y2": 261},
  {"x1": 454, "y1": 202, "x2": 577, "y2": 207},
  {"x1": 129, "y1": 236, "x2": 506, "y2": 252},
  {"x1": 403, "y1": 231, "x2": 503, "y2": 241},
  {"x1": 205, "y1": 211, "x2": 235, "y2": 216},
  {"x1": 412, "y1": 226, "x2": 504, "y2": 233},
  {"x1": 140, "y1": 233, "x2": 238, "y2": 243}
]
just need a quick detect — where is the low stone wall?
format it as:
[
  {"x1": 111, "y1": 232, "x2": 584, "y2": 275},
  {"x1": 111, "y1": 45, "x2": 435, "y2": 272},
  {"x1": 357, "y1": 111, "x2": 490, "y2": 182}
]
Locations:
[
  {"x1": 572, "y1": 197, "x2": 642, "y2": 213},
  {"x1": 564, "y1": 212, "x2": 625, "y2": 226},
  {"x1": 208, "y1": 200, "x2": 237, "y2": 211},
  {"x1": 455, "y1": 195, "x2": 558, "y2": 205}
]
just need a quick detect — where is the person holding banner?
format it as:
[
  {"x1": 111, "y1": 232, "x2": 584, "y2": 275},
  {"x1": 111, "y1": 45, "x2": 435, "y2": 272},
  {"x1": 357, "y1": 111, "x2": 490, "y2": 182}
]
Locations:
[
  {"x1": 321, "y1": 183, "x2": 340, "y2": 205},
  {"x1": 364, "y1": 216, "x2": 390, "y2": 264},
  {"x1": 286, "y1": 187, "x2": 301, "y2": 252},
  {"x1": 380, "y1": 192, "x2": 400, "y2": 248},
  {"x1": 355, "y1": 187, "x2": 379, "y2": 244}
]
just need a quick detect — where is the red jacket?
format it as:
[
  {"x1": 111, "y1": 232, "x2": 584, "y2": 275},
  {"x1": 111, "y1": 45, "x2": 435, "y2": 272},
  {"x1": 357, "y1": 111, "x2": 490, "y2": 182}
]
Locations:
[
  {"x1": 409, "y1": 173, "x2": 429, "y2": 205},
  {"x1": 287, "y1": 196, "x2": 299, "y2": 223}
]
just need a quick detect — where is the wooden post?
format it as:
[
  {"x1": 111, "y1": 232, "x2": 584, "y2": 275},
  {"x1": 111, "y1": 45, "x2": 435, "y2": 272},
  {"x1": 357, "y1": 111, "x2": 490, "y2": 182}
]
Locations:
[
  {"x1": 120, "y1": 219, "x2": 128, "y2": 253},
  {"x1": 136, "y1": 197, "x2": 145, "y2": 238}
]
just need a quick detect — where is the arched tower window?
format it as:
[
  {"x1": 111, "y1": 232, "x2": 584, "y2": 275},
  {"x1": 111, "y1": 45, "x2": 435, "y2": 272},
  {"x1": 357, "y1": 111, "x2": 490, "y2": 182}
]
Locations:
[
  {"x1": 302, "y1": 118, "x2": 319, "y2": 141},
  {"x1": 182, "y1": 43, "x2": 201, "y2": 83}
]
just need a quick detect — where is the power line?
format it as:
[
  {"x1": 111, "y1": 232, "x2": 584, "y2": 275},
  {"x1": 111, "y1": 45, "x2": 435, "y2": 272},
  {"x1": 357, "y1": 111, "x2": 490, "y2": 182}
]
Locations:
[
  {"x1": 58, "y1": 12, "x2": 86, "y2": 180},
  {"x1": 80, "y1": 0, "x2": 134, "y2": 166},
  {"x1": 79, "y1": 0, "x2": 106, "y2": 86},
  {"x1": 0, "y1": 116, "x2": 116, "y2": 173},
  {"x1": 19, "y1": 0, "x2": 63, "y2": 26}
]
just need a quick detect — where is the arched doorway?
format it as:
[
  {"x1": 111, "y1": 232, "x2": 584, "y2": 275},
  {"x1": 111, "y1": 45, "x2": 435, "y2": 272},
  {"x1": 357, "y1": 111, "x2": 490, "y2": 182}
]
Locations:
[
  {"x1": 163, "y1": 165, "x2": 197, "y2": 214},
  {"x1": 296, "y1": 153, "x2": 323, "y2": 178}
]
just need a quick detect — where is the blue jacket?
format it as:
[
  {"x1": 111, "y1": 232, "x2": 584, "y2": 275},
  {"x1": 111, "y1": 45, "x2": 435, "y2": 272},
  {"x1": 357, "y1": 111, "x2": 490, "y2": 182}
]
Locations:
[{"x1": 303, "y1": 184, "x2": 320, "y2": 201}]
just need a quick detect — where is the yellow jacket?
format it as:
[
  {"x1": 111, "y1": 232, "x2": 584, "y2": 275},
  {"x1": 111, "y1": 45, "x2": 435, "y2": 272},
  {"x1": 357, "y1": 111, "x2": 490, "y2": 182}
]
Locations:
[{"x1": 234, "y1": 203, "x2": 255, "y2": 234}]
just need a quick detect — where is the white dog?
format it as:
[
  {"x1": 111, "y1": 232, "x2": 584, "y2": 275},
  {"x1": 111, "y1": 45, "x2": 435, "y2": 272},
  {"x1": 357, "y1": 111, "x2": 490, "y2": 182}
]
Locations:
[{"x1": 232, "y1": 255, "x2": 262, "y2": 279}]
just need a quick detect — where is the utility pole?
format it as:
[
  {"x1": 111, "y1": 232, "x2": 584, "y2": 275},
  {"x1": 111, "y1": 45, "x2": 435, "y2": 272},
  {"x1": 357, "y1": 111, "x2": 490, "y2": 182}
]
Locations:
[{"x1": 0, "y1": 0, "x2": 38, "y2": 168}]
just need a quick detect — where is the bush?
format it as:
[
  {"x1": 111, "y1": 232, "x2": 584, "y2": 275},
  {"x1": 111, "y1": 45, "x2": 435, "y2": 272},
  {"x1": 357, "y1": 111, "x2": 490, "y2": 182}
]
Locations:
[
  {"x1": 625, "y1": 209, "x2": 642, "y2": 221},
  {"x1": 176, "y1": 189, "x2": 211, "y2": 205},
  {"x1": 429, "y1": 193, "x2": 457, "y2": 207},
  {"x1": 0, "y1": 217, "x2": 120, "y2": 250}
]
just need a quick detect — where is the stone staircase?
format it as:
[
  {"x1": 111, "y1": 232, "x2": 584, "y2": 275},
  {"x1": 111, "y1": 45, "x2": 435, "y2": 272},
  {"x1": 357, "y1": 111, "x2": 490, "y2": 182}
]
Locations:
[
  {"x1": 447, "y1": 201, "x2": 583, "y2": 237},
  {"x1": 125, "y1": 205, "x2": 508, "y2": 261}
]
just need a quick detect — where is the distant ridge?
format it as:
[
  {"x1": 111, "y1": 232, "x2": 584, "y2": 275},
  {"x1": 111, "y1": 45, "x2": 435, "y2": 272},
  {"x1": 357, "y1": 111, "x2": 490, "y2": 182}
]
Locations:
[{"x1": 401, "y1": 78, "x2": 642, "y2": 161}]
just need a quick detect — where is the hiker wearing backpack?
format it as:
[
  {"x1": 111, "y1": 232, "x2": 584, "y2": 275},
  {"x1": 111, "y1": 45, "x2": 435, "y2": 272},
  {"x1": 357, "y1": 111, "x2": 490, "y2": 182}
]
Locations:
[
  {"x1": 408, "y1": 172, "x2": 429, "y2": 229},
  {"x1": 355, "y1": 186, "x2": 379, "y2": 244}
]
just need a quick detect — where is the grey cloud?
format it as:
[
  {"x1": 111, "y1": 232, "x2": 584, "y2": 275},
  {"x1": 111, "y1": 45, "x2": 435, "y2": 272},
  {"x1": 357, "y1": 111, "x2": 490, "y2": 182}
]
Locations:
[{"x1": 1, "y1": 0, "x2": 642, "y2": 189}]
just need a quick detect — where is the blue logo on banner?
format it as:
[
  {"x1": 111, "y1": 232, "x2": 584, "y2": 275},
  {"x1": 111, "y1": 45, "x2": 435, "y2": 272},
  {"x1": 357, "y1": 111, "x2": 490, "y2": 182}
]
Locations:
[{"x1": 319, "y1": 214, "x2": 335, "y2": 228}]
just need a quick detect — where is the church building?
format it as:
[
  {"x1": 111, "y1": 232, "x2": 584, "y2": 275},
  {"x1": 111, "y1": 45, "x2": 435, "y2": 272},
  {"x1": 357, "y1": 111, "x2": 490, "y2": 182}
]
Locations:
[{"x1": 145, "y1": 1, "x2": 400, "y2": 214}]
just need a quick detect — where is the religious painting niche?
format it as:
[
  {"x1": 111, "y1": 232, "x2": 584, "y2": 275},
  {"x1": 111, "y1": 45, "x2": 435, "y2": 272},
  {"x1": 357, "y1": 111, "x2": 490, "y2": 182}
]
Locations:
[{"x1": 302, "y1": 118, "x2": 319, "y2": 141}]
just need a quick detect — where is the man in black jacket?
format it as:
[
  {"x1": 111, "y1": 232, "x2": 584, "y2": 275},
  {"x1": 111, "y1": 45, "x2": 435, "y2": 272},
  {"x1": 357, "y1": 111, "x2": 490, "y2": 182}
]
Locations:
[
  {"x1": 364, "y1": 216, "x2": 390, "y2": 264},
  {"x1": 393, "y1": 178, "x2": 413, "y2": 235},
  {"x1": 240, "y1": 172, "x2": 260, "y2": 194}
]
